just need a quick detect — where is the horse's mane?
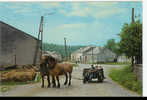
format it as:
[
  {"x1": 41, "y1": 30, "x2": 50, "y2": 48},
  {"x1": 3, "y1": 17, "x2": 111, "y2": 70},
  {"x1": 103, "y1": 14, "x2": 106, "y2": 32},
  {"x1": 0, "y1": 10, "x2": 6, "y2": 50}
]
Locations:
[{"x1": 47, "y1": 56, "x2": 57, "y2": 63}]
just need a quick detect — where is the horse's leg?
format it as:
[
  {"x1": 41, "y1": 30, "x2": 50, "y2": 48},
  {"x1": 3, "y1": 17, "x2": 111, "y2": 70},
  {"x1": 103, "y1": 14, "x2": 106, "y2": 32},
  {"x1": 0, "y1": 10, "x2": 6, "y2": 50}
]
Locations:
[
  {"x1": 64, "y1": 72, "x2": 68, "y2": 85},
  {"x1": 41, "y1": 74, "x2": 45, "y2": 88},
  {"x1": 52, "y1": 75, "x2": 56, "y2": 88},
  {"x1": 56, "y1": 76, "x2": 60, "y2": 88},
  {"x1": 47, "y1": 73, "x2": 50, "y2": 88},
  {"x1": 68, "y1": 72, "x2": 72, "y2": 86}
]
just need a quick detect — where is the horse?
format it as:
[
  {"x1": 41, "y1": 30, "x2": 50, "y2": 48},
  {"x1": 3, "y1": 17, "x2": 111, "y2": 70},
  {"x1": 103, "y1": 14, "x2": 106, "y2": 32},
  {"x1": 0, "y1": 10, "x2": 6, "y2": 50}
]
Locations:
[
  {"x1": 40, "y1": 55, "x2": 51, "y2": 88},
  {"x1": 40, "y1": 55, "x2": 73, "y2": 88}
]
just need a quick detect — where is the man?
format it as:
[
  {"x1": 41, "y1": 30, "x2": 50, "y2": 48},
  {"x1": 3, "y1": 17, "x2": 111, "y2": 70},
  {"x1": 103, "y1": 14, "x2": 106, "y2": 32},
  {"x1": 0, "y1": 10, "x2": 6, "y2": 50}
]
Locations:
[{"x1": 88, "y1": 64, "x2": 96, "y2": 81}]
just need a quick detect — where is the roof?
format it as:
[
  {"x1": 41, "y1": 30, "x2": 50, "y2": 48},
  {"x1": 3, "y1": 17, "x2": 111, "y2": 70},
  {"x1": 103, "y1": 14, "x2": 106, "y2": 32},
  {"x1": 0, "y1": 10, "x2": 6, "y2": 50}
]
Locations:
[
  {"x1": 84, "y1": 46, "x2": 116, "y2": 56},
  {"x1": 0, "y1": 21, "x2": 39, "y2": 41},
  {"x1": 72, "y1": 46, "x2": 94, "y2": 54}
]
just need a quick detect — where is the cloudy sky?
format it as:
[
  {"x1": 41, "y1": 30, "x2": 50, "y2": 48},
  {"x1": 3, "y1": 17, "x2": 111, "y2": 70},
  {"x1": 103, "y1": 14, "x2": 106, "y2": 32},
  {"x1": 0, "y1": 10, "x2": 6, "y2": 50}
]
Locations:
[{"x1": 0, "y1": 1, "x2": 142, "y2": 46}]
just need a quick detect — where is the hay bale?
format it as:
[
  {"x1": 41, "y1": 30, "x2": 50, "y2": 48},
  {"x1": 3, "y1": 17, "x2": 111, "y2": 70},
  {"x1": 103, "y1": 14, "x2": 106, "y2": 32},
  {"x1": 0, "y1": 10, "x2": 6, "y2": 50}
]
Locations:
[{"x1": 1, "y1": 68, "x2": 36, "y2": 82}]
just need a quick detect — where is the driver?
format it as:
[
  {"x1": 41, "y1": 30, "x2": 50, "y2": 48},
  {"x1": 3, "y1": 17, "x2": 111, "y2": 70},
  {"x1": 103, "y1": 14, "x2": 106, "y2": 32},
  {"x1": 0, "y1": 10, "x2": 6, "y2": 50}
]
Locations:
[{"x1": 88, "y1": 64, "x2": 96, "y2": 81}]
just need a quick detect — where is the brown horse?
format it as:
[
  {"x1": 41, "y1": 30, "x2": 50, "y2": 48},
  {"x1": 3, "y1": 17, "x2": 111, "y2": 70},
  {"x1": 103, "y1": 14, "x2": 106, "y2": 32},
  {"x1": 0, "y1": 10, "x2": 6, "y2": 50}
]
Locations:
[
  {"x1": 40, "y1": 55, "x2": 51, "y2": 88},
  {"x1": 40, "y1": 55, "x2": 73, "y2": 88}
]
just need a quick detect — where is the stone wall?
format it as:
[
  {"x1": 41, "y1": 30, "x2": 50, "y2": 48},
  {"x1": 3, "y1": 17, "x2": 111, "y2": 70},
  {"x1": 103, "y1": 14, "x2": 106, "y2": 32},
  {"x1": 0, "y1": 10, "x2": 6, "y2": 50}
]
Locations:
[
  {"x1": 133, "y1": 64, "x2": 142, "y2": 81},
  {"x1": 0, "y1": 21, "x2": 40, "y2": 66}
]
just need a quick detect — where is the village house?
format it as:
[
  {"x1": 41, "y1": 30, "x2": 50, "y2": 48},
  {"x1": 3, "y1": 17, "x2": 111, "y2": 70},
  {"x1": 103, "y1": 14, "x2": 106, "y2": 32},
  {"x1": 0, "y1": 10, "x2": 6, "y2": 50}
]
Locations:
[
  {"x1": 71, "y1": 46, "x2": 116, "y2": 63},
  {"x1": 71, "y1": 46, "x2": 94, "y2": 63},
  {"x1": 117, "y1": 54, "x2": 131, "y2": 63},
  {"x1": 0, "y1": 21, "x2": 40, "y2": 67},
  {"x1": 83, "y1": 47, "x2": 116, "y2": 63}
]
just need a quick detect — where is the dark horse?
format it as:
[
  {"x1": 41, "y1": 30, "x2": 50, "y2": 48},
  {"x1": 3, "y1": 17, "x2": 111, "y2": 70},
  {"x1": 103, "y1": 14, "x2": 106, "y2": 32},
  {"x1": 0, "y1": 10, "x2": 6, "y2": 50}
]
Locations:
[{"x1": 40, "y1": 55, "x2": 73, "y2": 88}]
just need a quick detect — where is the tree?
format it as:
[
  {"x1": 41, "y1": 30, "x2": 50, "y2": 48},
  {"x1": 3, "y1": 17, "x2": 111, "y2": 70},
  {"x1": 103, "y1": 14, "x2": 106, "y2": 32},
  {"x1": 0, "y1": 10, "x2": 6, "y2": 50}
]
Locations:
[
  {"x1": 104, "y1": 39, "x2": 121, "y2": 57},
  {"x1": 119, "y1": 20, "x2": 142, "y2": 65},
  {"x1": 42, "y1": 43, "x2": 85, "y2": 60}
]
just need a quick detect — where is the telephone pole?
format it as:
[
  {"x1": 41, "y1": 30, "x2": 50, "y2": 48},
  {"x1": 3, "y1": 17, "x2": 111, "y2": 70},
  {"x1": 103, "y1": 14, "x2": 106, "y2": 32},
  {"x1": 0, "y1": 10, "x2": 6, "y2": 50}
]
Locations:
[
  {"x1": 92, "y1": 46, "x2": 94, "y2": 64},
  {"x1": 64, "y1": 37, "x2": 68, "y2": 61},
  {"x1": 40, "y1": 16, "x2": 44, "y2": 60},
  {"x1": 132, "y1": 8, "x2": 135, "y2": 23},
  {"x1": 131, "y1": 8, "x2": 135, "y2": 68},
  {"x1": 34, "y1": 16, "x2": 44, "y2": 65},
  {"x1": 38, "y1": 16, "x2": 44, "y2": 60}
]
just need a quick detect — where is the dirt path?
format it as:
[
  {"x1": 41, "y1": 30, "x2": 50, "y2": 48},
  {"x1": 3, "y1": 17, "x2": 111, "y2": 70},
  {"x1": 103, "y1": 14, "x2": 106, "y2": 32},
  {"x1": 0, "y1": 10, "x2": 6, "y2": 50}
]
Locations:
[{"x1": 1, "y1": 64, "x2": 140, "y2": 97}]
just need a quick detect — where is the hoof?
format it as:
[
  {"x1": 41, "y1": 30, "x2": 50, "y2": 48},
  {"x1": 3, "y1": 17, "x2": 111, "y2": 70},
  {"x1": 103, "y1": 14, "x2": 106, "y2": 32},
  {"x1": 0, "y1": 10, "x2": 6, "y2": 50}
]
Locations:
[
  {"x1": 57, "y1": 86, "x2": 60, "y2": 88},
  {"x1": 41, "y1": 85, "x2": 44, "y2": 88},
  {"x1": 53, "y1": 85, "x2": 56, "y2": 88},
  {"x1": 64, "y1": 82, "x2": 67, "y2": 85}
]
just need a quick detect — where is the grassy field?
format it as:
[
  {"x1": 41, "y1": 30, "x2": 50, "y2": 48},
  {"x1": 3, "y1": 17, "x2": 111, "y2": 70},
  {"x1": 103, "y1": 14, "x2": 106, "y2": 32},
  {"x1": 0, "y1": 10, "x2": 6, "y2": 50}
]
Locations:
[
  {"x1": 109, "y1": 66, "x2": 142, "y2": 95},
  {"x1": 89, "y1": 62, "x2": 131, "y2": 65}
]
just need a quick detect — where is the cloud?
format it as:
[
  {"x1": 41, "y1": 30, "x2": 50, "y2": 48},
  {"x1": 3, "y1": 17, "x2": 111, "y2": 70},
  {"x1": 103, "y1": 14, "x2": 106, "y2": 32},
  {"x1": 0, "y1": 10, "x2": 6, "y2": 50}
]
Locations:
[
  {"x1": 0, "y1": 3, "x2": 35, "y2": 15},
  {"x1": 86, "y1": 2, "x2": 119, "y2": 7},
  {"x1": 0, "y1": 2, "x2": 61, "y2": 15},
  {"x1": 59, "y1": 2, "x2": 126, "y2": 19},
  {"x1": 39, "y1": 2, "x2": 61, "y2": 9},
  {"x1": 56, "y1": 23, "x2": 89, "y2": 30}
]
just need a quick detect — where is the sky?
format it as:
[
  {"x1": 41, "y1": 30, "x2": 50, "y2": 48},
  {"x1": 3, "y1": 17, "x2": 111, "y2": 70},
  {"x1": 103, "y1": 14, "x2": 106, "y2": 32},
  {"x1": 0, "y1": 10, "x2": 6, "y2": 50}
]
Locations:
[{"x1": 0, "y1": 1, "x2": 142, "y2": 46}]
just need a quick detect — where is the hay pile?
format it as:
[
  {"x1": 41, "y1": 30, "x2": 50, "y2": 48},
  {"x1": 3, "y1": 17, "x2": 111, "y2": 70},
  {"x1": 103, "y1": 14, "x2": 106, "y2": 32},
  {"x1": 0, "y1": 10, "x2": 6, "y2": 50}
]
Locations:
[{"x1": 1, "y1": 68, "x2": 36, "y2": 82}]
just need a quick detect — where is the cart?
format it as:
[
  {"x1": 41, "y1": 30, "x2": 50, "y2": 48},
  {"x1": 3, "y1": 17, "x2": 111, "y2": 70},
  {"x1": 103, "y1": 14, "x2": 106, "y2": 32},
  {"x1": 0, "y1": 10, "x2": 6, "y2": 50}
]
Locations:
[{"x1": 82, "y1": 68, "x2": 104, "y2": 83}]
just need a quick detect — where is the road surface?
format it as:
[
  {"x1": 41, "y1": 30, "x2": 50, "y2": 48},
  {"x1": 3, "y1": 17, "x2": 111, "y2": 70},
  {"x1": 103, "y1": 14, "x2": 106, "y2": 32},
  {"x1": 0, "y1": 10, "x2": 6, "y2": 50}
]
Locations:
[{"x1": 1, "y1": 64, "x2": 140, "y2": 97}]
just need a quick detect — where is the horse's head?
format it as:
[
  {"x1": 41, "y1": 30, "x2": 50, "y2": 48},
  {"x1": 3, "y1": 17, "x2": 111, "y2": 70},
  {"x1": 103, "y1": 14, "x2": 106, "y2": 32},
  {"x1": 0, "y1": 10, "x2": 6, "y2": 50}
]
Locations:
[
  {"x1": 40, "y1": 55, "x2": 48, "y2": 69},
  {"x1": 46, "y1": 55, "x2": 57, "y2": 69}
]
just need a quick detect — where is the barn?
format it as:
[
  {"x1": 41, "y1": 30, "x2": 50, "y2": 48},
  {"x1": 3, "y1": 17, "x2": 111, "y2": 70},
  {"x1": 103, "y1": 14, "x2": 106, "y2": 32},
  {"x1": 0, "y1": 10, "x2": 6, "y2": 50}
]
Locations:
[
  {"x1": 83, "y1": 47, "x2": 116, "y2": 63},
  {"x1": 0, "y1": 21, "x2": 40, "y2": 67}
]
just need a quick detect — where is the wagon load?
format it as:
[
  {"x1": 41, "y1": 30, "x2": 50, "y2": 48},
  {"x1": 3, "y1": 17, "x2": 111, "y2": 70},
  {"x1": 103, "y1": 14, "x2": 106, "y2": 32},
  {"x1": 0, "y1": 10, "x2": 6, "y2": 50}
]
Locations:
[{"x1": 1, "y1": 68, "x2": 36, "y2": 82}]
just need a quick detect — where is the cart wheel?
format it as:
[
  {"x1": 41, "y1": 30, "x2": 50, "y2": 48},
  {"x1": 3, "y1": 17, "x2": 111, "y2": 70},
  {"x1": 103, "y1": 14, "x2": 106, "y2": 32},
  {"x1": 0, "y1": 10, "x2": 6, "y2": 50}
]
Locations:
[
  {"x1": 97, "y1": 72, "x2": 103, "y2": 82},
  {"x1": 83, "y1": 78, "x2": 86, "y2": 83}
]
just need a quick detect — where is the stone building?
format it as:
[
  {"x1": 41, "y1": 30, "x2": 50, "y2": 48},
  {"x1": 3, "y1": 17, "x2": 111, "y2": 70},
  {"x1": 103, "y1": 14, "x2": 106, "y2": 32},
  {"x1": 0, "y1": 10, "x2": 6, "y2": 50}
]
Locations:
[
  {"x1": 83, "y1": 47, "x2": 116, "y2": 63},
  {"x1": 0, "y1": 21, "x2": 40, "y2": 66},
  {"x1": 71, "y1": 46, "x2": 93, "y2": 63},
  {"x1": 71, "y1": 46, "x2": 116, "y2": 63}
]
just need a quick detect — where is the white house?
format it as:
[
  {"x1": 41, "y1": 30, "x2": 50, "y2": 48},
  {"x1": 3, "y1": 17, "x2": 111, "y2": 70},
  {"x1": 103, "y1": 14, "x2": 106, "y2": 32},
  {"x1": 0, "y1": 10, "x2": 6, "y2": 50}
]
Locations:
[
  {"x1": 71, "y1": 46, "x2": 94, "y2": 63},
  {"x1": 83, "y1": 47, "x2": 116, "y2": 63},
  {"x1": 117, "y1": 54, "x2": 131, "y2": 62}
]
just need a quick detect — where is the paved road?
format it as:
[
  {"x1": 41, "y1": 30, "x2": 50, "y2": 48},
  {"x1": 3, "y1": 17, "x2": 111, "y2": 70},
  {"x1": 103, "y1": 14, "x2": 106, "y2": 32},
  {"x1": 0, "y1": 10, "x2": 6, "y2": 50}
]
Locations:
[{"x1": 1, "y1": 64, "x2": 140, "y2": 97}]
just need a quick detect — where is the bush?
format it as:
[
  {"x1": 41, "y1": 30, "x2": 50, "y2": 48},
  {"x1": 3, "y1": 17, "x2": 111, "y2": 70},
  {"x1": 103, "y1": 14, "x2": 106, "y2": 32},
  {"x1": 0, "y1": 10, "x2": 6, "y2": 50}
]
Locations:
[
  {"x1": 109, "y1": 66, "x2": 142, "y2": 95},
  {"x1": 72, "y1": 64, "x2": 78, "y2": 67}
]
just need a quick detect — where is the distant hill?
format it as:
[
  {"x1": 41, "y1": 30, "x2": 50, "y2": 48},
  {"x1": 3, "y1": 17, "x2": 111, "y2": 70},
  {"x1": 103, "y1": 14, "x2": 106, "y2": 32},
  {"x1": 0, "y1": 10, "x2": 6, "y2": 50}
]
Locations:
[{"x1": 42, "y1": 43, "x2": 85, "y2": 58}]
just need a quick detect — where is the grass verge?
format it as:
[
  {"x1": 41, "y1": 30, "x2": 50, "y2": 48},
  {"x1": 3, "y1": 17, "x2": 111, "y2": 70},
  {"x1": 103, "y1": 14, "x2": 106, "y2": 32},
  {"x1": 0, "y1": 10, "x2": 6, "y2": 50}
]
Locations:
[
  {"x1": 109, "y1": 65, "x2": 142, "y2": 95},
  {"x1": 72, "y1": 64, "x2": 79, "y2": 67},
  {"x1": 92, "y1": 62, "x2": 131, "y2": 65}
]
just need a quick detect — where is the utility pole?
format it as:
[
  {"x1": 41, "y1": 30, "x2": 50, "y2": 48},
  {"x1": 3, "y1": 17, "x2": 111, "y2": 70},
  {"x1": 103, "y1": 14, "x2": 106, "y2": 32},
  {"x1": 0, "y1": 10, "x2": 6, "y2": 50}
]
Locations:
[
  {"x1": 33, "y1": 16, "x2": 44, "y2": 65},
  {"x1": 38, "y1": 16, "x2": 44, "y2": 60},
  {"x1": 131, "y1": 8, "x2": 135, "y2": 69},
  {"x1": 68, "y1": 46, "x2": 71, "y2": 61},
  {"x1": 64, "y1": 37, "x2": 67, "y2": 61},
  {"x1": 92, "y1": 47, "x2": 94, "y2": 64},
  {"x1": 132, "y1": 8, "x2": 135, "y2": 23}
]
